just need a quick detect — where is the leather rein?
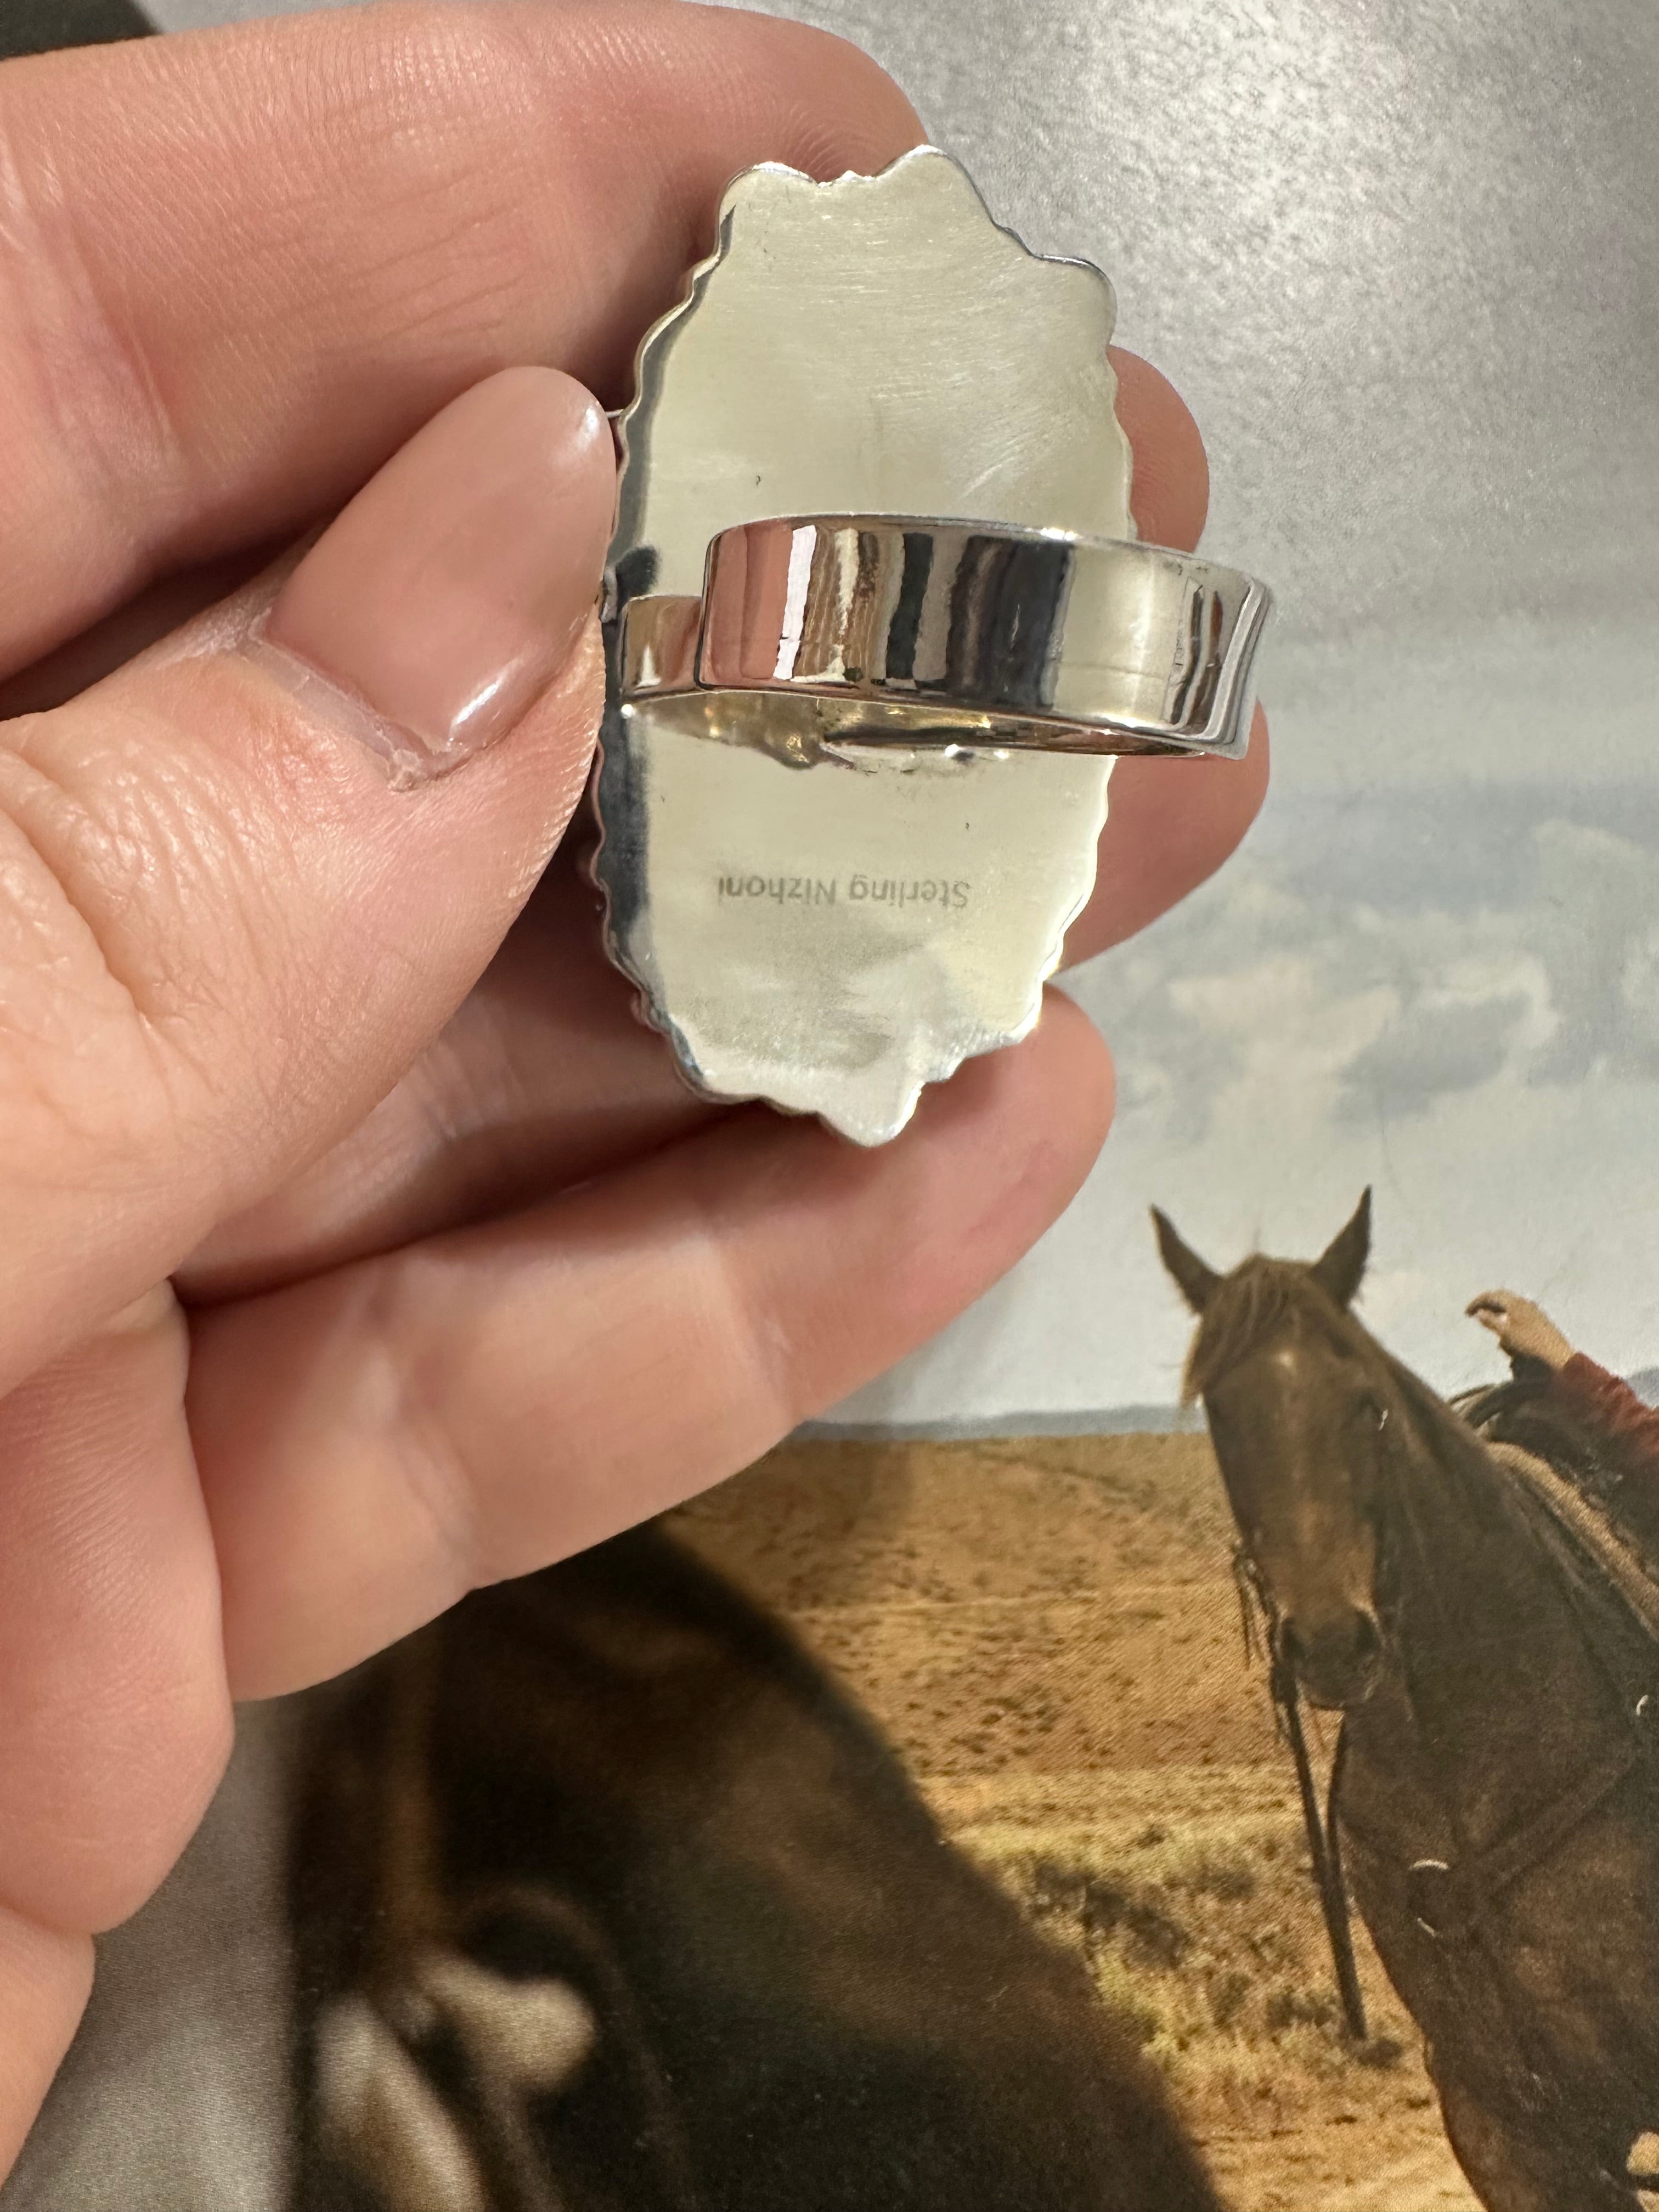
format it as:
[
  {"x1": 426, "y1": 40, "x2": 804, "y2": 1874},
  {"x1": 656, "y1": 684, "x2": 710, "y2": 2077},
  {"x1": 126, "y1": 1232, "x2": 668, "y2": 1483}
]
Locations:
[
  {"x1": 1233, "y1": 1436, "x2": 1656, "y2": 2025},
  {"x1": 1233, "y1": 1545, "x2": 1369, "y2": 2039}
]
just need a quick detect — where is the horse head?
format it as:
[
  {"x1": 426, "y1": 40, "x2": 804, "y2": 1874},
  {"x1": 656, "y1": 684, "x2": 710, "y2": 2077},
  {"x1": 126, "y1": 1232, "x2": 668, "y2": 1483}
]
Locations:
[{"x1": 1153, "y1": 1192, "x2": 1391, "y2": 1711}]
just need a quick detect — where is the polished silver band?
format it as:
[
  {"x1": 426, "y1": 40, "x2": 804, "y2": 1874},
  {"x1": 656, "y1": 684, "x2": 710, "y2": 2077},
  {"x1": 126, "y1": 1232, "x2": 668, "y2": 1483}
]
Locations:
[{"x1": 615, "y1": 514, "x2": 1270, "y2": 758}]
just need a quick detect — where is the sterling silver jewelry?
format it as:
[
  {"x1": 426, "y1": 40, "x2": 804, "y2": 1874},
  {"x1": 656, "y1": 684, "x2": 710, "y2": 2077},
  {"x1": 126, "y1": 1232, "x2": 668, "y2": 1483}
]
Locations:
[
  {"x1": 594, "y1": 147, "x2": 1271, "y2": 1146},
  {"x1": 618, "y1": 517, "x2": 1266, "y2": 758}
]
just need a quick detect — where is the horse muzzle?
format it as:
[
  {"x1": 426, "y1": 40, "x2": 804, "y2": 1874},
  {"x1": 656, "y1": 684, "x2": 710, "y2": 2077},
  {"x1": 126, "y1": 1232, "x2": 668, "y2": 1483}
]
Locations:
[{"x1": 1279, "y1": 1607, "x2": 1385, "y2": 1710}]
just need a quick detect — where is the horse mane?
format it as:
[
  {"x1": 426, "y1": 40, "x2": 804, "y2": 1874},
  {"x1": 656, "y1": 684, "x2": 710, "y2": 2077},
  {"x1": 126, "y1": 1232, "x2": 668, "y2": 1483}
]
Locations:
[
  {"x1": 1190, "y1": 1256, "x2": 1659, "y2": 1684},
  {"x1": 1185, "y1": 1255, "x2": 1373, "y2": 1400},
  {"x1": 1189, "y1": 1252, "x2": 1520, "y2": 1516},
  {"x1": 1373, "y1": 1348, "x2": 1549, "y2": 1590},
  {"x1": 1379, "y1": 1347, "x2": 1657, "y2": 1661}
]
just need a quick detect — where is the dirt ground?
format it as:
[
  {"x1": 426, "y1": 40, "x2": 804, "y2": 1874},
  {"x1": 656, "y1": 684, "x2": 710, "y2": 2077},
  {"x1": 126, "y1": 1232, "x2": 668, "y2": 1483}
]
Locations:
[{"x1": 670, "y1": 1432, "x2": 1480, "y2": 2212}]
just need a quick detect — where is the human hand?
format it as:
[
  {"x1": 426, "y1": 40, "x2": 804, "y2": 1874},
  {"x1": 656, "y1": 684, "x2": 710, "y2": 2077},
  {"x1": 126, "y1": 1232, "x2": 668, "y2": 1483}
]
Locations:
[
  {"x1": 0, "y1": 1, "x2": 1265, "y2": 2164},
  {"x1": 1466, "y1": 1290, "x2": 1575, "y2": 1370}
]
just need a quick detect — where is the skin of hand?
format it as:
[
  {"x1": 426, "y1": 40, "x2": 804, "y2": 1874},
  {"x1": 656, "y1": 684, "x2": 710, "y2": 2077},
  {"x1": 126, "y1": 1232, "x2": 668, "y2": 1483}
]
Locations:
[
  {"x1": 0, "y1": 1, "x2": 1268, "y2": 2164},
  {"x1": 1466, "y1": 1291, "x2": 1576, "y2": 1371}
]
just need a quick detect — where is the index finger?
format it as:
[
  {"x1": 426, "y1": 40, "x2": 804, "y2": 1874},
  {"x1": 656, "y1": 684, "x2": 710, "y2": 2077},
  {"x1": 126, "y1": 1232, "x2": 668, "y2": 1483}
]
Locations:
[{"x1": 0, "y1": 0, "x2": 922, "y2": 675}]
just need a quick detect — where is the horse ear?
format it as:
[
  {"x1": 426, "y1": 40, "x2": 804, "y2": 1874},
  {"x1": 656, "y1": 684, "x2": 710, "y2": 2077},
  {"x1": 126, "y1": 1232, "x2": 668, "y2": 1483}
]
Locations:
[
  {"x1": 1151, "y1": 1207, "x2": 1222, "y2": 1315},
  {"x1": 1310, "y1": 1188, "x2": 1371, "y2": 1308}
]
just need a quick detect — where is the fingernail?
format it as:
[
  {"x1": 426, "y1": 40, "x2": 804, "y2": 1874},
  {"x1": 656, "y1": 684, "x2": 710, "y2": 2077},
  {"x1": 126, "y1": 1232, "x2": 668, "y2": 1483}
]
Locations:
[{"x1": 261, "y1": 368, "x2": 616, "y2": 782}]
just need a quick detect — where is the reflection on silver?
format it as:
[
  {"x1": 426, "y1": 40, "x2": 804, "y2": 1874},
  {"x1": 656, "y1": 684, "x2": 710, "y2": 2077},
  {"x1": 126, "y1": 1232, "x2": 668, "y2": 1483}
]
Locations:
[
  {"x1": 592, "y1": 146, "x2": 1270, "y2": 1146},
  {"x1": 621, "y1": 516, "x2": 1268, "y2": 758}
]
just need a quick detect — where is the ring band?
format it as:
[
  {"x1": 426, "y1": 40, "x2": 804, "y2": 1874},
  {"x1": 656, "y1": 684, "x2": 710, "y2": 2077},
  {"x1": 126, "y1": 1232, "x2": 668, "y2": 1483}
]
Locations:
[{"x1": 615, "y1": 515, "x2": 1271, "y2": 758}]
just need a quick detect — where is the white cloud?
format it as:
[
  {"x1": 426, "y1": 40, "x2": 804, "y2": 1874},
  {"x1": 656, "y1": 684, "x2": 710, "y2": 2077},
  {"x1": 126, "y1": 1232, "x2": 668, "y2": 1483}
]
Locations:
[{"x1": 1093, "y1": 801, "x2": 1659, "y2": 1151}]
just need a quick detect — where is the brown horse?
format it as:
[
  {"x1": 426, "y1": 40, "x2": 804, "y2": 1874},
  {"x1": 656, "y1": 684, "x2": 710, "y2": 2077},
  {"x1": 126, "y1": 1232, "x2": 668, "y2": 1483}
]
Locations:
[
  {"x1": 287, "y1": 1520, "x2": 1227, "y2": 2212},
  {"x1": 1154, "y1": 1192, "x2": 1659, "y2": 2211}
]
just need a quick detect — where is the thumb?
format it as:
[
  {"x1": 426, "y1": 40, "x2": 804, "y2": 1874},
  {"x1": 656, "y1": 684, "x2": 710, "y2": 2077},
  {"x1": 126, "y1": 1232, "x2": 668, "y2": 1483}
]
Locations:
[{"x1": 0, "y1": 367, "x2": 614, "y2": 1393}]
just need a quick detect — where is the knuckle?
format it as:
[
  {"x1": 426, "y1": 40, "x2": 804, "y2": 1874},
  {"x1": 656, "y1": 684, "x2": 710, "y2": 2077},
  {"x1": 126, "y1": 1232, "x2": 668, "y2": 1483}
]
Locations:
[
  {"x1": 363, "y1": 1258, "x2": 490, "y2": 1600},
  {"x1": 701, "y1": 1214, "x2": 801, "y2": 1451}
]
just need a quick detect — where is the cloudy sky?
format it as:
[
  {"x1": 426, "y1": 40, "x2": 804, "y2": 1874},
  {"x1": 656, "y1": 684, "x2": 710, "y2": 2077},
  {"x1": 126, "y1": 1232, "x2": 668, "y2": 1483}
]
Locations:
[{"x1": 834, "y1": 714, "x2": 1659, "y2": 1424}]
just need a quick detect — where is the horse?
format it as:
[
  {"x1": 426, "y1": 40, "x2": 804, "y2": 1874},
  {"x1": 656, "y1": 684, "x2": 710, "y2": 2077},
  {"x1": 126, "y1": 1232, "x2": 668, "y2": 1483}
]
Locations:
[
  {"x1": 1153, "y1": 1190, "x2": 1659, "y2": 2210},
  {"x1": 286, "y1": 1519, "x2": 1227, "y2": 2212}
]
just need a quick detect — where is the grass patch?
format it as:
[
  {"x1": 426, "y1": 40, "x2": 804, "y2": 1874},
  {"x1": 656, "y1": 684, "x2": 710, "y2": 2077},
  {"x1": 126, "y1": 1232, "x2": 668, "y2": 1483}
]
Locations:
[{"x1": 960, "y1": 1815, "x2": 1432, "y2": 2142}]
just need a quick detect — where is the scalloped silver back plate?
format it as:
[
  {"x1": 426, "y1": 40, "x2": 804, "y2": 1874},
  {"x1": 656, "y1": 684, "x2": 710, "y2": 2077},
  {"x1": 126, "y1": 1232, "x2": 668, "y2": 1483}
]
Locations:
[{"x1": 594, "y1": 148, "x2": 1131, "y2": 1145}]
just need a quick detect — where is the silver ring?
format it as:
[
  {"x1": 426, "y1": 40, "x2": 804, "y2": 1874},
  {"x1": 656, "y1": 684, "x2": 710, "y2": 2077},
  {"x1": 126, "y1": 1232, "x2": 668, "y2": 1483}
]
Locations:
[{"x1": 616, "y1": 514, "x2": 1270, "y2": 758}]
